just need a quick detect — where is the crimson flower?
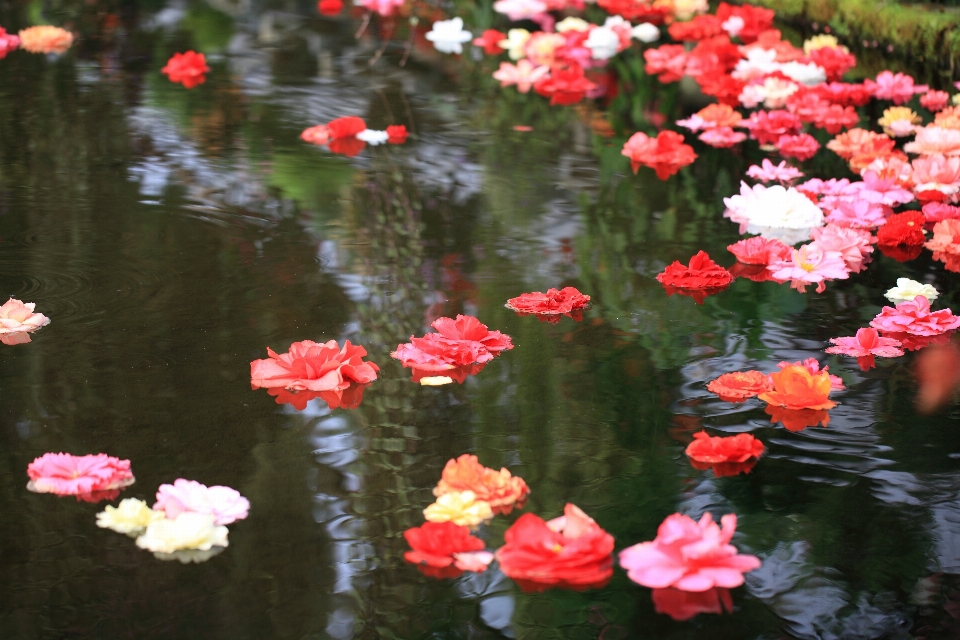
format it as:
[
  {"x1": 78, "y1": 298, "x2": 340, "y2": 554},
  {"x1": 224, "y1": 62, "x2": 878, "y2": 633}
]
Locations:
[
  {"x1": 472, "y1": 29, "x2": 505, "y2": 55},
  {"x1": 652, "y1": 587, "x2": 733, "y2": 621},
  {"x1": 328, "y1": 137, "x2": 366, "y2": 157},
  {"x1": 877, "y1": 242, "x2": 923, "y2": 262},
  {"x1": 596, "y1": 0, "x2": 669, "y2": 22},
  {"x1": 386, "y1": 124, "x2": 408, "y2": 144},
  {"x1": 876, "y1": 211, "x2": 926, "y2": 247},
  {"x1": 404, "y1": 522, "x2": 491, "y2": 579},
  {"x1": 883, "y1": 331, "x2": 954, "y2": 352},
  {"x1": 496, "y1": 504, "x2": 614, "y2": 591},
  {"x1": 505, "y1": 287, "x2": 590, "y2": 319},
  {"x1": 392, "y1": 315, "x2": 513, "y2": 373},
  {"x1": 686, "y1": 431, "x2": 764, "y2": 477},
  {"x1": 667, "y1": 15, "x2": 723, "y2": 42},
  {"x1": 327, "y1": 116, "x2": 367, "y2": 139},
  {"x1": 706, "y1": 370, "x2": 773, "y2": 402},
  {"x1": 805, "y1": 46, "x2": 856, "y2": 82},
  {"x1": 697, "y1": 74, "x2": 746, "y2": 106},
  {"x1": 161, "y1": 51, "x2": 209, "y2": 89},
  {"x1": 656, "y1": 251, "x2": 733, "y2": 303},
  {"x1": 622, "y1": 130, "x2": 697, "y2": 180},
  {"x1": 317, "y1": 0, "x2": 343, "y2": 14},
  {"x1": 534, "y1": 64, "x2": 595, "y2": 106}
]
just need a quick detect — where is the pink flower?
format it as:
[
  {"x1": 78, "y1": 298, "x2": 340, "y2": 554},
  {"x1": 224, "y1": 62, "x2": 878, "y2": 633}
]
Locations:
[
  {"x1": 923, "y1": 202, "x2": 960, "y2": 223},
  {"x1": 676, "y1": 114, "x2": 710, "y2": 132},
  {"x1": 392, "y1": 315, "x2": 514, "y2": 372},
  {"x1": 824, "y1": 200, "x2": 888, "y2": 229},
  {"x1": 27, "y1": 453, "x2": 134, "y2": 497},
  {"x1": 743, "y1": 110, "x2": 802, "y2": 146},
  {"x1": 767, "y1": 243, "x2": 850, "y2": 293},
  {"x1": 911, "y1": 154, "x2": 960, "y2": 197},
  {"x1": 776, "y1": 133, "x2": 820, "y2": 162},
  {"x1": 619, "y1": 513, "x2": 761, "y2": 592},
  {"x1": 921, "y1": 91, "x2": 951, "y2": 113},
  {"x1": 727, "y1": 236, "x2": 792, "y2": 265},
  {"x1": 0, "y1": 298, "x2": 50, "y2": 345},
  {"x1": 0, "y1": 27, "x2": 19, "y2": 58},
  {"x1": 154, "y1": 479, "x2": 250, "y2": 525},
  {"x1": 865, "y1": 71, "x2": 928, "y2": 105},
  {"x1": 699, "y1": 126, "x2": 746, "y2": 148},
  {"x1": 359, "y1": 0, "x2": 404, "y2": 16},
  {"x1": 870, "y1": 296, "x2": 960, "y2": 336},
  {"x1": 493, "y1": 0, "x2": 547, "y2": 21},
  {"x1": 745, "y1": 159, "x2": 803, "y2": 183},
  {"x1": 903, "y1": 127, "x2": 960, "y2": 156},
  {"x1": 492, "y1": 60, "x2": 549, "y2": 94},
  {"x1": 300, "y1": 125, "x2": 330, "y2": 146},
  {"x1": 250, "y1": 340, "x2": 380, "y2": 392},
  {"x1": 826, "y1": 327, "x2": 903, "y2": 370},
  {"x1": 855, "y1": 170, "x2": 915, "y2": 207},
  {"x1": 644, "y1": 45, "x2": 688, "y2": 83},
  {"x1": 809, "y1": 224, "x2": 875, "y2": 273}
]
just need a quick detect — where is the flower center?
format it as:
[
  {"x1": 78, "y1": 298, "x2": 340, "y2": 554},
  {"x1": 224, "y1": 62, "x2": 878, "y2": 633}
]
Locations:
[{"x1": 551, "y1": 543, "x2": 563, "y2": 553}]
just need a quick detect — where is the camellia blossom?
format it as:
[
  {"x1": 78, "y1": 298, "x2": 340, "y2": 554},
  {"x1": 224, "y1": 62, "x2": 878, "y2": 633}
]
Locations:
[
  {"x1": 496, "y1": 504, "x2": 614, "y2": 591},
  {"x1": 136, "y1": 512, "x2": 229, "y2": 554},
  {"x1": 656, "y1": 251, "x2": 734, "y2": 303},
  {"x1": 425, "y1": 18, "x2": 473, "y2": 55},
  {"x1": 767, "y1": 243, "x2": 849, "y2": 293},
  {"x1": 27, "y1": 453, "x2": 135, "y2": 497},
  {"x1": 746, "y1": 159, "x2": 803, "y2": 183},
  {"x1": 809, "y1": 224, "x2": 875, "y2": 273},
  {"x1": 403, "y1": 521, "x2": 491, "y2": 579},
  {"x1": 826, "y1": 327, "x2": 904, "y2": 370},
  {"x1": 492, "y1": 60, "x2": 549, "y2": 94},
  {"x1": 434, "y1": 454, "x2": 530, "y2": 513},
  {"x1": 423, "y1": 490, "x2": 493, "y2": 528},
  {"x1": 96, "y1": 498, "x2": 165, "y2": 536},
  {"x1": 871, "y1": 296, "x2": 960, "y2": 337},
  {"x1": 619, "y1": 512, "x2": 761, "y2": 591},
  {"x1": 392, "y1": 315, "x2": 513, "y2": 373},
  {"x1": 706, "y1": 371, "x2": 773, "y2": 402},
  {"x1": 885, "y1": 278, "x2": 938, "y2": 305},
  {"x1": 622, "y1": 131, "x2": 697, "y2": 179},
  {"x1": 18, "y1": 25, "x2": 73, "y2": 54},
  {"x1": 685, "y1": 431, "x2": 765, "y2": 477},
  {"x1": 0, "y1": 298, "x2": 50, "y2": 345},
  {"x1": 505, "y1": 286, "x2": 590, "y2": 318},
  {"x1": 0, "y1": 27, "x2": 20, "y2": 58},
  {"x1": 161, "y1": 51, "x2": 209, "y2": 89},
  {"x1": 250, "y1": 340, "x2": 379, "y2": 403},
  {"x1": 758, "y1": 363, "x2": 837, "y2": 410},
  {"x1": 652, "y1": 587, "x2": 733, "y2": 621},
  {"x1": 154, "y1": 479, "x2": 250, "y2": 525}
]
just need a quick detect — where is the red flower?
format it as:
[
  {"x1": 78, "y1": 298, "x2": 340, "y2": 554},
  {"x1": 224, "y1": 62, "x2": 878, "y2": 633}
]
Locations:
[
  {"x1": 392, "y1": 315, "x2": 514, "y2": 372},
  {"x1": 622, "y1": 130, "x2": 697, "y2": 180},
  {"x1": 813, "y1": 82, "x2": 872, "y2": 107},
  {"x1": 596, "y1": 0, "x2": 669, "y2": 23},
  {"x1": 473, "y1": 29, "x2": 505, "y2": 55},
  {"x1": 534, "y1": 64, "x2": 596, "y2": 106},
  {"x1": 876, "y1": 211, "x2": 926, "y2": 247},
  {"x1": 317, "y1": 0, "x2": 343, "y2": 15},
  {"x1": 697, "y1": 74, "x2": 746, "y2": 106},
  {"x1": 656, "y1": 251, "x2": 733, "y2": 303},
  {"x1": 505, "y1": 287, "x2": 590, "y2": 316},
  {"x1": 328, "y1": 136, "x2": 366, "y2": 157},
  {"x1": 686, "y1": 431, "x2": 764, "y2": 477},
  {"x1": 727, "y1": 237, "x2": 792, "y2": 265},
  {"x1": 643, "y1": 45, "x2": 688, "y2": 84},
  {"x1": 327, "y1": 116, "x2": 367, "y2": 139},
  {"x1": 386, "y1": 124, "x2": 408, "y2": 144},
  {"x1": 877, "y1": 242, "x2": 923, "y2": 262},
  {"x1": 250, "y1": 340, "x2": 380, "y2": 399},
  {"x1": 883, "y1": 331, "x2": 954, "y2": 352},
  {"x1": 668, "y1": 15, "x2": 723, "y2": 42},
  {"x1": 496, "y1": 504, "x2": 614, "y2": 591},
  {"x1": 687, "y1": 35, "x2": 741, "y2": 77},
  {"x1": 404, "y1": 521, "x2": 490, "y2": 579},
  {"x1": 652, "y1": 587, "x2": 733, "y2": 621},
  {"x1": 811, "y1": 104, "x2": 861, "y2": 134},
  {"x1": 805, "y1": 46, "x2": 856, "y2": 82},
  {"x1": 161, "y1": 51, "x2": 209, "y2": 89},
  {"x1": 743, "y1": 110, "x2": 802, "y2": 146},
  {"x1": 706, "y1": 370, "x2": 773, "y2": 402},
  {"x1": 776, "y1": 133, "x2": 820, "y2": 162},
  {"x1": 765, "y1": 406, "x2": 831, "y2": 432},
  {"x1": 715, "y1": 2, "x2": 775, "y2": 44},
  {"x1": 728, "y1": 261, "x2": 781, "y2": 282}
]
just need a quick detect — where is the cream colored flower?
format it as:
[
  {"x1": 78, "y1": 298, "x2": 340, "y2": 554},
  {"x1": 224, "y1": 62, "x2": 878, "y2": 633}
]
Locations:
[
  {"x1": 136, "y1": 512, "x2": 229, "y2": 554},
  {"x1": 885, "y1": 278, "x2": 939, "y2": 305},
  {"x1": 953, "y1": 94, "x2": 960, "y2": 107},
  {"x1": 423, "y1": 490, "x2": 493, "y2": 527},
  {"x1": 97, "y1": 499, "x2": 165, "y2": 536},
  {"x1": 499, "y1": 29, "x2": 531, "y2": 61},
  {"x1": 556, "y1": 17, "x2": 589, "y2": 32},
  {"x1": 18, "y1": 26, "x2": 73, "y2": 55},
  {"x1": 803, "y1": 34, "x2": 844, "y2": 54}
]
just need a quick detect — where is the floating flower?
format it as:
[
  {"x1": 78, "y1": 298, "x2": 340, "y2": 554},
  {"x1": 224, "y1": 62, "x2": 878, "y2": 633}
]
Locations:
[
  {"x1": 826, "y1": 328, "x2": 904, "y2": 370},
  {"x1": 865, "y1": 71, "x2": 927, "y2": 105},
  {"x1": 327, "y1": 116, "x2": 366, "y2": 139},
  {"x1": 876, "y1": 211, "x2": 926, "y2": 248},
  {"x1": 386, "y1": 124, "x2": 408, "y2": 144},
  {"x1": 765, "y1": 405, "x2": 831, "y2": 431},
  {"x1": 96, "y1": 498, "x2": 165, "y2": 536},
  {"x1": 758, "y1": 364, "x2": 836, "y2": 410},
  {"x1": 0, "y1": 27, "x2": 20, "y2": 58},
  {"x1": 317, "y1": 0, "x2": 343, "y2": 15},
  {"x1": 496, "y1": 504, "x2": 614, "y2": 591},
  {"x1": 685, "y1": 431, "x2": 764, "y2": 477},
  {"x1": 652, "y1": 587, "x2": 733, "y2": 621},
  {"x1": 622, "y1": 130, "x2": 697, "y2": 179},
  {"x1": 423, "y1": 490, "x2": 493, "y2": 528},
  {"x1": 656, "y1": 251, "x2": 733, "y2": 304},
  {"x1": 779, "y1": 358, "x2": 844, "y2": 391},
  {"x1": 743, "y1": 110, "x2": 802, "y2": 146},
  {"x1": 18, "y1": 25, "x2": 73, "y2": 54},
  {"x1": 473, "y1": 29, "x2": 506, "y2": 55},
  {"x1": 903, "y1": 127, "x2": 960, "y2": 156},
  {"x1": 250, "y1": 340, "x2": 380, "y2": 403},
  {"x1": 136, "y1": 512, "x2": 229, "y2": 554},
  {"x1": 886, "y1": 278, "x2": 938, "y2": 305},
  {"x1": 492, "y1": 60, "x2": 549, "y2": 94},
  {"x1": 392, "y1": 315, "x2": 513, "y2": 373},
  {"x1": 266, "y1": 382, "x2": 369, "y2": 410},
  {"x1": 0, "y1": 298, "x2": 50, "y2": 345},
  {"x1": 706, "y1": 370, "x2": 773, "y2": 402},
  {"x1": 878, "y1": 106, "x2": 921, "y2": 137},
  {"x1": 643, "y1": 44, "x2": 688, "y2": 83},
  {"x1": 871, "y1": 296, "x2": 960, "y2": 337},
  {"x1": 154, "y1": 479, "x2": 250, "y2": 525},
  {"x1": 727, "y1": 236, "x2": 792, "y2": 265},
  {"x1": 745, "y1": 159, "x2": 803, "y2": 183},
  {"x1": 27, "y1": 453, "x2": 135, "y2": 497},
  {"x1": 825, "y1": 200, "x2": 888, "y2": 230},
  {"x1": 923, "y1": 203, "x2": 960, "y2": 223},
  {"x1": 827, "y1": 128, "x2": 894, "y2": 160},
  {"x1": 619, "y1": 512, "x2": 760, "y2": 591},
  {"x1": 926, "y1": 219, "x2": 960, "y2": 262},
  {"x1": 434, "y1": 454, "x2": 529, "y2": 514},
  {"x1": 739, "y1": 185, "x2": 824, "y2": 245},
  {"x1": 403, "y1": 521, "x2": 491, "y2": 578},
  {"x1": 161, "y1": 51, "x2": 209, "y2": 89},
  {"x1": 767, "y1": 243, "x2": 849, "y2": 293},
  {"x1": 533, "y1": 64, "x2": 595, "y2": 106},
  {"x1": 776, "y1": 133, "x2": 820, "y2": 162},
  {"x1": 300, "y1": 124, "x2": 330, "y2": 146},
  {"x1": 699, "y1": 126, "x2": 746, "y2": 148},
  {"x1": 505, "y1": 286, "x2": 590, "y2": 319},
  {"x1": 328, "y1": 137, "x2": 365, "y2": 157},
  {"x1": 356, "y1": 129, "x2": 388, "y2": 145},
  {"x1": 425, "y1": 18, "x2": 473, "y2": 54},
  {"x1": 809, "y1": 224, "x2": 875, "y2": 273}
]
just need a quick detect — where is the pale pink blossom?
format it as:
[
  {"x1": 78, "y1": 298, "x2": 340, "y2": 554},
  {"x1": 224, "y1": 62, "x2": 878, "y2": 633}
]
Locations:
[
  {"x1": 824, "y1": 200, "x2": 889, "y2": 229},
  {"x1": 809, "y1": 224, "x2": 875, "y2": 273},
  {"x1": 921, "y1": 91, "x2": 951, "y2": 113},
  {"x1": 798, "y1": 177, "x2": 856, "y2": 197},
  {"x1": 870, "y1": 296, "x2": 960, "y2": 336},
  {"x1": 854, "y1": 170, "x2": 915, "y2": 207},
  {"x1": 746, "y1": 159, "x2": 803, "y2": 183},
  {"x1": 359, "y1": 0, "x2": 405, "y2": 16},
  {"x1": 903, "y1": 127, "x2": 960, "y2": 156},
  {"x1": 911, "y1": 154, "x2": 960, "y2": 197},
  {"x1": 154, "y1": 479, "x2": 250, "y2": 525},
  {"x1": 767, "y1": 242, "x2": 850, "y2": 293},
  {"x1": 827, "y1": 328, "x2": 904, "y2": 358},
  {"x1": 865, "y1": 71, "x2": 928, "y2": 105},
  {"x1": 699, "y1": 126, "x2": 746, "y2": 148},
  {"x1": 619, "y1": 513, "x2": 761, "y2": 592},
  {"x1": 492, "y1": 60, "x2": 549, "y2": 94},
  {"x1": 676, "y1": 114, "x2": 710, "y2": 132},
  {"x1": 493, "y1": 0, "x2": 547, "y2": 21},
  {"x1": 27, "y1": 453, "x2": 134, "y2": 496},
  {"x1": 923, "y1": 202, "x2": 960, "y2": 223},
  {"x1": 0, "y1": 298, "x2": 50, "y2": 345}
]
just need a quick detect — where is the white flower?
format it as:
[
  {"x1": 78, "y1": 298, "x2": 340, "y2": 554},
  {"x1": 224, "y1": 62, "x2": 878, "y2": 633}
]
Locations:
[
  {"x1": 499, "y1": 28, "x2": 531, "y2": 60},
  {"x1": 603, "y1": 15, "x2": 629, "y2": 29},
  {"x1": 631, "y1": 22, "x2": 660, "y2": 43},
  {"x1": 761, "y1": 76, "x2": 799, "y2": 108},
  {"x1": 97, "y1": 499, "x2": 165, "y2": 536},
  {"x1": 886, "y1": 119, "x2": 917, "y2": 138},
  {"x1": 492, "y1": 0, "x2": 546, "y2": 21},
  {"x1": 885, "y1": 278, "x2": 939, "y2": 305},
  {"x1": 357, "y1": 129, "x2": 389, "y2": 145},
  {"x1": 585, "y1": 26, "x2": 620, "y2": 60},
  {"x1": 136, "y1": 512, "x2": 229, "y2": 554},
  {"x1": 732, "y1": 48, "x2": 778, "y2": 81},
  {"x1": 779, "y1": 61, "x2": 827, "y2": 85},
  {"x1": 741, "y1": 185, "x2": 824, "y2": 244},
  {"x1": 153, "y1": 547, "x2": 226, "y2": 564},
  {"x1": 723, "y1": 181, "x2": 768, "y2": 228},
  {"x1": 738, "y1": 83, "x2": 766, "y2": 109},
  {"x1": 556, "y1": 17, "x2": 590, "y2": 32},
  {"x1": 721, "y1": 15, "x2": 744, "y2": 37},
  {"x1": 425, "y1": 18, "x2": 473, "y2": 54}
]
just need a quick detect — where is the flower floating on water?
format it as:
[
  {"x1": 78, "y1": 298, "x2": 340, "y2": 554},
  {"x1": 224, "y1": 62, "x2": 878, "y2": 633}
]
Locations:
[
  {"x1": 758, "y1": 363, "x2": 836, "y2": 410},
  {"x1": 656, "y1": 251, "x2": 733, "y2": 304},
  {"x1": 622, "y1": 130, "x2": 697, "y2": 180},
  {"x1": 27, "y1": 453, "x2": 135, "y2": 498},
  {"x1": 706, "y1": 370, "x2": 772, "y2": 402},
  {"x1": 317, "y1": 0, "x2": 343, "y2": 15},
  {"x1": 505, "y1": 286, "x2": 590, "y2": 321},
  {"x1": 926, "y1": 219, "x2": 960, "y2": 271},
  {"x1": 533, "y1": 64, "x2": 596, "y2": 106},
  {"x1": 386, "y1": 125, "x2": 408, "y2": 144},
  {"x1": 0, "y1": 298, "x2": 50, "y2": 345},
  {"x1": 652, "y1": 587, "x2": 733, "y2": 621},
  {"x1": 153, "y1": 479, "x2": 250, "y2": 525},
  {"x1": 18, "y1": 26, "x2": 73, "y2": 54},
  {"x1": 434, "y1": 454, "x2": 529, "y2": 514},
  {"x1": 809, "y1": 224, "x2": 875, "y2": 274},
  {"x1": 0, "y1": 27, "x2": 20, "y2": 58},
  {"x1": 423, "y1": 490, "x2": 493, "y2": 528},
  {"x1": 426, "y1": 18, "x2": 473, "y2": 54},
  {"x1": 826, "y1": 328, "x2": 904, "y2": 370},
  {"x1": 619, "y1": 512, "x2": 760, "y2": 591},
  {"x1": 685, "y1": 431, "x2": 764, "y2": 477},
  {"x1": 392, "y1": 315, "x2": 513, "y2": 375},
  {"x1": 923, "y1": 203, "x2": 960, "y2": 224},
  {"x1": 403, "y1": 521, "x2": 492, "y2": 578},
  {"x1": 765, "y1": 406, "x2": 831, "y2": 431},
  {"x1": 885, "y1": 279, "x2": 938, "y2": 305},
  {"x1": 493, "y1": 60, "x2": 549, "y2": 94},
  {"x1": 878, "y1": 106, "x2": 921, "y2": 137},
  {"x1": 161, "y1": 51, "x2": 209, "y2": 89},
  {"x1": 496, "y1": 503, "x2": 614, "y2": 591},
  {"x1": 767, "y1": 243, "x2": 850, "y2": 294},
  {"x1": 96, "y1": 498, "x2": 165, "y2": 537},
  {"x1": 876, "y1": 211, "x2": 926, "y2": 249},
  {"x1": 136, "y1": 512, "x2": 229, "y2": 555},
  {"x1": 870, "y1": 296, "x2": 960, "y2": 339},
  {"x1": 745, "y1": 159, "x2": 803, "y2": 183},
  {"x1": 300, "y1": 125, "x2": 330, "y2": 146}
]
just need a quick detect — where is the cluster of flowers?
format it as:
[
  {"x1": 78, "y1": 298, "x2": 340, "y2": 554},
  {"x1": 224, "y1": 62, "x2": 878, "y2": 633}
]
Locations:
[
  {"x1": 301, "y1": 115, "x2": 409, "y2": 157},
  {"x1": 405, "y1": 453, "x2": 760, "y2": 620},
  {"x1": 0, "y1": 25, "x2": 73, "y2": 58},
  {"x1": 0, "y1": 298, "x2": 50, "y2": 345}
]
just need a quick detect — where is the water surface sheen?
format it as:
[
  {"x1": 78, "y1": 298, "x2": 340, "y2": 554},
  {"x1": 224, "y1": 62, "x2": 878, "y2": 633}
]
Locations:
[{"x1": 1, "y1": 5, "x2": 959, "y2": 640}]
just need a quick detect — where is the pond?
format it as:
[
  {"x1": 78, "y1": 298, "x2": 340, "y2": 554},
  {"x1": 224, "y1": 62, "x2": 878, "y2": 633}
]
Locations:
[{"x1": 2, "y1": 1, "x2": 960, "y2": 639}]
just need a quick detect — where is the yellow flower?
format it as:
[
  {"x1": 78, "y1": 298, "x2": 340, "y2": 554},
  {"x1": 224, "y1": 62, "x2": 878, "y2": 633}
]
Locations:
[
  {"x1": 953, "y1": 94, "x2": 960, "y2": 107},
  {"x1": 499, "y1": 29, "x2": 530, "y2": 61},
  {"x1": 878, "y1": 107, "x2": 921, "y2": 137},
  {"x1": 935, "y1": 106, "x2": 960, "y2": 130},
  {"x1": 135, "y1": 512, "x2": 229, "y2": 554},
  {"x1": 803, "y1": 34, "x2": 845, "y2": 54},
  {"x1": 96, "y1": 498, "x2": 166, "y2": 536},
  {"x1": 18, "y1": 26, "x2": 73, "y2": 55},
  {"x1": 556, "y1": 17, "x2": 590, "y2": 33},
  {"x1": 423, "y1": 490, "x2": 493, "y2": 527}
]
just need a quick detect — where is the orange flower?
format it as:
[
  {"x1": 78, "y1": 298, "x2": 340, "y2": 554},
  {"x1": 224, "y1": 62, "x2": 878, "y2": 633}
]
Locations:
[
  {"x1": 758, "y1": 364, "x2": 836, "y2": 410},
  {"x1": 765, "y1": 406, "x2": 831, "y2": 432},
  {"x1": 706, "y1": 371, "x2": 772, "y2": 402},
  {"x1": 935, "y1": 107, "x2": 960, "y2": 131},
  {"x1": 696, "y1": 103, "x2": 742, "y2": 128},
  {"x1": 826, "y1": 128, "x2": 893, "y2": 161},
  {"x1": 434, "y1": 454, "x2": 530, "y2": 513},
  {"x1": 18, "y1": 26, "x2": 73, "y2": 54}
]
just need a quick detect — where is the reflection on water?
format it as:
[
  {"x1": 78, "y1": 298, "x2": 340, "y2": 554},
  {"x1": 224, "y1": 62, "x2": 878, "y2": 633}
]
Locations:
[{"x1": 1, "y1": 1, "x2": 960, "y2": 639}]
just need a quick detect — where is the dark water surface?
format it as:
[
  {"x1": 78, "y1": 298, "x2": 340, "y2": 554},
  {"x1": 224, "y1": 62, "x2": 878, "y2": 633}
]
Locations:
[{"x1": 2, "y1": 3, "x2": 960, "y2": 639}]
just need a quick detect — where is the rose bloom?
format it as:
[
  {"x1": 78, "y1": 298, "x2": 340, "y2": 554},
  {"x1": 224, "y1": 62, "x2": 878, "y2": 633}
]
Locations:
[
  {"x1": 154, "y1": 479, "x2": 250, "y2": 525},
  {"x1": 506, "y1": 286, "x2": 590, "y2": 316},
  {"x1": 136, "y1": 512, "x2": 229, "y2": 554},
  {"x1": 779, "y1": 357, "x2": 844, "y2": 391},
  {"x1": 652, "y1": 587, "x2": 733, "y2": 621},
  {"x1": 392, "y1": 315, "x2": 513, "y2": 373},
  {"x1": 706, "y1": 370, "x2": 773, "y2": 402},
  {"x1": 766, "y1": 405, "x2": 831, "y2": 432},
  {"x1": 871, "y1": 295, "x2": 960, "y2": 337},
  {"x1": 776, "y1": 133, "x2": 820, "y2": 162},
  {"x1": 758, "y1": 364, "x2": 836, "y2": 410},
  {"x1": 904, "y1": 127, "x2": 960, "y2": 156},
  {"x1": 496, "y1": 504, "x2": 614, "y2": 591},
  {"x1": 18, "y1": 25, "x2": 73, "y2": 54},
  {"x1": 656, "y1": 250, "x2": 733, "y2": 303},
  {"x1": 826, "y1": 128, "x2": 894, "y2": 160},
  {"x1": 622, "y1": 130, "x2": 697, "y2": 180},
  {"x1": 423, "y1": 490, "x2": 493, "y2": 528},
  {"x1": 876, "y1": 211, "x2": 926, "y2": 248},
  {"x1": 809, "y1": 224, "x2": 875, "y2": 273},
  {"x1": 926, "y1": 219, "x2": 960, "y2": 259},
  {"x1": 886, "y1": 278, "x2": 938, "y2": 305},
  {"x1": 0, "y1": 298, "x2": 50, "y2": 345},
  {"x1": 685, "y1": 431, "x2": 764, "y2": 465},
  {"x1": 767, "y1": 243, "x2": 850, "y2": 293},
  {"x1": 27, "y1": 453, "x2": 135, "y2": 497},
  {"x1": 161, "y1": 51, "x2": 209, "y2": 89},
  {"x1": 619, "y1": 512, "x2": 760, "y2": 591},
  {"x1": 699, "y1": 126, "x2": 745, "y2": 148},
  {"x1": 97, "y1": 498, "x2": 165, "y2": 536},
  {"x1": 0, "y1": 27, "x2": 20, "y2": 58},
  {"x1": 826, "y1": 327, "x2": 904, "y2": 371},
  {"x1": 251, "y1": 340, "x2": 379, "y2": 399},
  {"x1": 403, "y1": 521, "x2": 491, "y2": 578},
  {"x1": 301, "y1": 125, "x2": 330, "y2": 146},
  {"x1": 434, "y1": 454, "x2": 530, "y2": 513}
]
